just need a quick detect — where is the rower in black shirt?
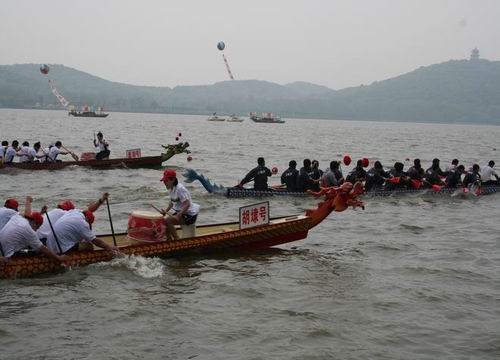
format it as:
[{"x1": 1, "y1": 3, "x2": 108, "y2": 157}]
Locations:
[
  {"x1": 425, "y1": 158, "x2": 446, "y2": 186},
  {"x1": 310, "y1": 160, "x2": 323, "y2": 192},
  {"x1": 385, "y1": 162, "x2": 410, "y2": 190},
  {"x1": 445, "y1": 164, "x2": 465, "y2": 188},
  {"x1": 296, "y1": 159, "x2": 315, "y2": 192},
  {"x1": 281, "y1": 160, "x2": 299, "y2": 191},
  {"x1": 463, "y1": 164, "x2": 481, "y2": 188},
  {"x1": 239, "y1": 157, "x2": 272, "y2": 191},
  {"x1": 346, "y1": 159, "x2": 367, "y2": 185},
  {"x1": 365, "y1": 161, "x2": 389, "y2": 191}
]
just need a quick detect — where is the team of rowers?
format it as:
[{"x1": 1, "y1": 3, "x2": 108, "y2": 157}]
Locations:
[
  {"x1": 0, "y1": 168, "x2": 200, "y2": 263},
  {"x1": 0, "y1": 132, "x2": 110, "y2": 164},
  {"x1": 238, "y1": 157, "x2": 499, "y2": 192},
  {"x1": 0, "y1": 193, "x2": 120, "y2": 265}
]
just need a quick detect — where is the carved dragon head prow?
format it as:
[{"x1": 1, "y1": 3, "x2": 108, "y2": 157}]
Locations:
[{"x1": 305, "y1": 181, "x2": 365, "y2": 228}]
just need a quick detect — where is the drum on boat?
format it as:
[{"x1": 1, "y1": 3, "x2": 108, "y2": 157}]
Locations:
[{"x1": 127, "y1": 210, "x2": 165, "y2": 242}]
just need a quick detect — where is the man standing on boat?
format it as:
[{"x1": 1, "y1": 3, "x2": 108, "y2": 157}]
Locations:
[
  {"x1": 238, "y1": 157, "x2": 272, "y2": 191},
  {"x1": 160, "y1": 169, "x2": 200, "y2": 241},
  {"x1": 93, "y1": 132, "x2": 110, "y2": 160}
]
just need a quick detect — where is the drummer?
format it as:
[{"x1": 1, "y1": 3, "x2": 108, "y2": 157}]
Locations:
[{"x1": 159, "y1": 169, "x2": 200, "y2": 241}]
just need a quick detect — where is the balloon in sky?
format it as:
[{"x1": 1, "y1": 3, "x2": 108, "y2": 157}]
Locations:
[
  {"x1": 40, "y1": 64, "x2": 49, "y2": 75},
  {"x1": 217, "y1": 41, "x2": 225, "y2": 51}
]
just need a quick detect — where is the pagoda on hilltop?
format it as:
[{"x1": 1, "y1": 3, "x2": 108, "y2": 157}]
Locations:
[{"x1": 470, "y1": 48, "x2": 480, "y2": 61}]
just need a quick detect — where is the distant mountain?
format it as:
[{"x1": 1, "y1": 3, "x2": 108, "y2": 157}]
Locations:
[{"x1": 1, "y1": 60, "x2": 499, "y2": 124}]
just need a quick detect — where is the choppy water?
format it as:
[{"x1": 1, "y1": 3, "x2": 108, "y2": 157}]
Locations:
[{"x1": 1, "y1": 109, "x2": 500, "y2": 359}]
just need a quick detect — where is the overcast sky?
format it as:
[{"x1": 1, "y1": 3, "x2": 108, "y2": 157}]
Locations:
[{"x1": 1, "y1": 0, "x2": 498, "y2": 89}]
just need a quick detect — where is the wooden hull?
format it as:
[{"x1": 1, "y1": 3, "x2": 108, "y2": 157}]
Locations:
[
  {"x1": 1, "y1": 142, "x2": 190, "y2": 171},
  {"x1": 1, "y1": 215, "x2": 311, "y2": 279},
  {"x1": 0, "y1": 184, "x2": 363, "y2": 279},
  {"x1": 3, "y1": 155, "x2": 164, "y2": 170}
]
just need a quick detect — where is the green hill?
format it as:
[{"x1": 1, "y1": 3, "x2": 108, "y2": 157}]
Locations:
[{"x1": 1, "y1": 59, "x2": 499, "y2": 124}]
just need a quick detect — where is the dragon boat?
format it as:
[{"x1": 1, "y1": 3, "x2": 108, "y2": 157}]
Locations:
[
  {"x1": 0, "y1": 142, "x2": 190, "y2": 171},
  {"x1": 0, "y1": 183, "x2": 364, "y2": 279},
  {"x1": 182, "y1": 169, "x2": 499, "y2": 198}
]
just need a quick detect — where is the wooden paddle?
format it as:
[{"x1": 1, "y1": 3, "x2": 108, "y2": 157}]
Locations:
[
  {"x1": 61, "y1": 145, "x2": 79, "y2": 161},
  {"x1": 105, "y1": 198, "x2": 117, "y2": 246},
  {"x1": 44, "y1": 207, "x2": 63, "y2": 254}
]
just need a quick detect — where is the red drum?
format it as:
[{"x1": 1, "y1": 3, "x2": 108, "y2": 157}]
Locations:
[
  {"x1": 127, "y1": 211, "x2": 165, "y2": 242},
  {"x1": 80, "y1": 152, "x2": 96, "y2": 161}
]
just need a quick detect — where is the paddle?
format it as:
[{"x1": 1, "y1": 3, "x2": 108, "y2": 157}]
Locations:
[
  {"x1": 62, "y1": 145, "x2": 79, "y2": 161},
  {"x1": 105, "y1": 198, "x2": 117, "y2": 246},
  {"x1": 44, "y1": 207, "x2": 63, "y2": 254}
]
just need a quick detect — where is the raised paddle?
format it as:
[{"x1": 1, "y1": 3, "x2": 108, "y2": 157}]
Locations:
[
  {"x1": 44, "y1": 207, "x2": 63, "y2": 254},
  {"x1": 105, "y1": 198, "x2": 117, "y2": 247},
  {"x1": 61, "y1": 145, "x2": 79, "y2": 161}
]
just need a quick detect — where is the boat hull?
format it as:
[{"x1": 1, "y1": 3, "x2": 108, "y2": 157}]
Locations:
[
  {"x1": 2, "y1": 155, "x2": 164, "y2": 170},
  {"x1": 223, "y1": 185, "x2": 500, "y2": 198},
  {"x1": 69, "y1": 112, "x2": 109, "y2": 117},
  {"x1": 0, "y1": 216, "x2": 311, "y2": 279}
]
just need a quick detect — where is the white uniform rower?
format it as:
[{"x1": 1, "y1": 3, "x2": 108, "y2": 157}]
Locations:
[
  {"x1": 0, "y1": 199, "x2": 19, "y2": 231},
  {"x1": 0, "y1": 213, "x2": 66, "y2": 265},
  {"x1": 36, "y1": 201, "x2": 75, "y2": 242},
  {"x1": 46, "y1": 208, "x2": 119, "y2": 255}
]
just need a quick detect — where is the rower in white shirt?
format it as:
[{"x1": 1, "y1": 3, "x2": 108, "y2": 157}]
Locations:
[
  {"x1": 47, "y1": 141, "x2": 69, "y2": 162},
  {"x1": 4, "y1": 140, "x2": 19, "y2": 163},
  {"x1": 0, "y1": 198, "x2": 20, "y2": 231},
  {"x1": 0, "y1": 211, "x2": 67, "y2": 265},
  {"x1": 480, "y1": 160, "x2": 499, "y2": 185}
]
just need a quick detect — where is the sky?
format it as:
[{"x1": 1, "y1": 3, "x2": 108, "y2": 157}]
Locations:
[{"x1": 1, "y1": 0, "x2": 499, "y2": 90}]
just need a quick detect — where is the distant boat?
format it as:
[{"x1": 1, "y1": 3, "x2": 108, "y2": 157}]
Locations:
[
  {"x1": 207, "y1": 113, "x2": 225, "y2": 121},
  {"x1": 69, "y1": 105, "x2": 109, "y2": 118},
  {"x1": 249, "y1": 112, "x2": 285, "y2": 123},
  {"x1": 226, "y1": 114, "x2": 244, "y2": 122},
  {"x1": 69, "y1": 110, "x2": 109, "y2": 118}
]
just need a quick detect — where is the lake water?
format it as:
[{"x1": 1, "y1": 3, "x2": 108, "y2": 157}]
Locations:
[{"x1": 1, "y1": 109, "x2": 500, "y2": 359}]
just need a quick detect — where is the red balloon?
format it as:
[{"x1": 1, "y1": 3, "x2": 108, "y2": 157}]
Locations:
[
  {"x1": 272, "y1": 166, "x2": 278, "y2": 174},
  {"x1": 187, "y1": 155, "x2": 193, "y2": 162},
  {"x1": 178, "y1": 133, "x2": 182, "y2": 137},
  {"x1": 343, "y1": 154, "x2": 352, "y2": 166},
  {"x1": 175, "y1": 137, "x2": 179, "y2": 141},
  {"x1": 361, "y1": 157, "x2": 369, "y2": 168}
]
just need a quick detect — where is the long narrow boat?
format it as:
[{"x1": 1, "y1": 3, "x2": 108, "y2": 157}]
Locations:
[
  {"x1": 0, "y1": 183, "x2": 364, "y2": 279},
  {"x1": 183, "y1": 169, "x2": 499, "y2": 198},
  {"x1": 69, "y1": 110, "x2": 109, "y2": 118},
  {"x1": 1, "y1": 142, "x2": 190, "y2": 171}
]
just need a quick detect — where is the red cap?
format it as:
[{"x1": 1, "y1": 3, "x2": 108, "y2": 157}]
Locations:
[
  {"x1": 361, "y1": 157, "x2": 369, "y2": 168},
  {"x1": 25, "y1": 212, "x2": 44, "y2": 226},
  {"x1": 161, "y1": 169, "x2": 177, "y2": 182},
  {"x1": 58, "y1": 200, "x2": 75, "y2": 211},
  {"x1": 4, "y1": 199, "x2": 19, "y2": 211},
  {"x1": 82, "y1": 210, "x2": 95, "y2": 225}
]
